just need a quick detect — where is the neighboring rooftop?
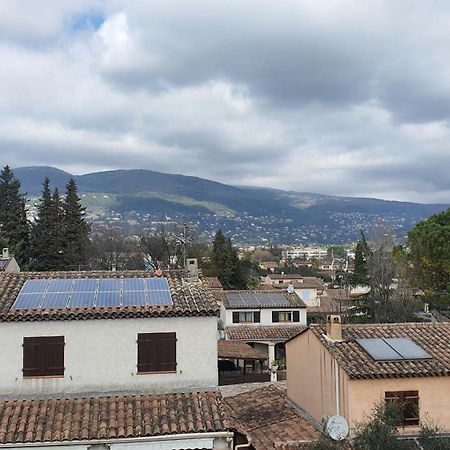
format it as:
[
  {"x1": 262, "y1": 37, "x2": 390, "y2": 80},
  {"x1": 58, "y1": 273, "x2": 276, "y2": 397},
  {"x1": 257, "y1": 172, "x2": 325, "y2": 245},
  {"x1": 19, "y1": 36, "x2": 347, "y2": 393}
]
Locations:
[
  {"x1": 308, "y1": 322, "x2": 450, "y2": 379},
  {"x1": 219, "y1": 291, "x2": 306, "y2": 310},
  {"x1": 223, "y1": 384, "x2": 319, "y2": 450},
  {"x1": 227, "y1": 326, "x2": 307, "y2": 343},
  {"x1": 0, "y1": 271, "x2": 219, "y2": 322},
  {"x1": 0, "y1": 391, "x2": 228, "y2": 445},
  {"x1": 218, "y1": 340, "x2": 268, "y2": 361},
  {"x1": 203, "y1": 276, "x2": 224, "y2": 290}
]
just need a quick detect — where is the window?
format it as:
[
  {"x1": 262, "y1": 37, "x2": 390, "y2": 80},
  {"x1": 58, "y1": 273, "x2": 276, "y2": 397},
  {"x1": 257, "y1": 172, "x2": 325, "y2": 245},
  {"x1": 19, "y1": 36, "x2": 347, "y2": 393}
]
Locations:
[
  {"x1": 137, "y1": 332, "x2": 176, "y2": 373},
  {"x1": 385, "y1": 391, "x2": 419, "y2": 426},
  {"x1": 232, "y1": 311, "x2": 260, "y2": 323},
  {"x1": 272, "y1": 311, "x2": 300, "y2": 323},
  {"x1": 23, "y1": 336, "x2": 64, "y2": 377}
]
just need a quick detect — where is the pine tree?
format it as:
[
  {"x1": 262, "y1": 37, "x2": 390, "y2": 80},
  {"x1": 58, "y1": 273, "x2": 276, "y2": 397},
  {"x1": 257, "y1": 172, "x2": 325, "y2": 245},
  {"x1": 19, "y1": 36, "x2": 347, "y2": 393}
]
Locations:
[
  {"x1": 0, "y1": 166, "x2": 30, "y2": 266},
  {"x1": 30, "y1": 179, "x2": 65, "y2": 270},
  {"x1": 62, "y1": 179, "x2": 90, "y2": 270}
]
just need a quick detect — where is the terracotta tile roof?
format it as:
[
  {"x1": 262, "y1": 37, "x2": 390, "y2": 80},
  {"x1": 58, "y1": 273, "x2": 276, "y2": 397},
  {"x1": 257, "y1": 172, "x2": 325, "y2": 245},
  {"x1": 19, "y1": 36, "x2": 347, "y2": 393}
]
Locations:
[
  {"x1": 270, "y1": 278, "x2": 324, "y2": 290},
  {"x1": 219, "y1": 290, "x2": 306, "y2": 309},
  {"x1": 266, "y1": 274, "x2": 305, "y2": 280},
  {"x1": 218, "y1": 340, "x2": 268, "y2": 360},
  {"x1": 0, "y1": 271, "x2": 219, "y2": 322},
  {"x1": 309, "y1": 322, "x2": 450, "y2": 379},
  {"x1": 227, "y1": 326, "x2": 307, "y2": 342},
  {"x1": 223, "y1": 384, "x2": 319, "y2": 450},
  {"x1": 203, "y1": 277, "x2": 223, "y2": 289},
  {"x1": 0, "y1": 391, "x2": 228, "y2": 444}
]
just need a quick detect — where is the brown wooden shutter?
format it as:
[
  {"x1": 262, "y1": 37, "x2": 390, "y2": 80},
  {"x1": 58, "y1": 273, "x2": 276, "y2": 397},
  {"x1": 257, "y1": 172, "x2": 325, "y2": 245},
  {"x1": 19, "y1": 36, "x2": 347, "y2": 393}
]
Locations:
[
  {"x1": 293, "y1": 311, "x2": 300, "y2": 322},
  {"x1": 45, "y1": 336, "x2": 65, "y2": 376},
  {"x1": 23, "y1": 337, "x2": 43, "y2": 377},
  {"x1": 23, "y1": 336, "x2": 64, "y2": 377},
  {"x1": 232, "y1": 312, "x2": 240, "y2": 323},
  {"x1": 272, "y1": 311, "x2": 279, "y2": 323},
  {"x1": 253, "y1": 311, "x2": 261, "y2": 323},
  {"x1": 137, "y1": 333, "x2": 176, "y2": 373}
]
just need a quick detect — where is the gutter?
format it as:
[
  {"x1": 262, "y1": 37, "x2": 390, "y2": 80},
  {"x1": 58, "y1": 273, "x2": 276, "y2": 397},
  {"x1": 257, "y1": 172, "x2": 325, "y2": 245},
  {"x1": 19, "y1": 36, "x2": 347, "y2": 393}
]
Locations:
[{"x1": 0, "y1": 432, "x2": 234, "y2": 448}]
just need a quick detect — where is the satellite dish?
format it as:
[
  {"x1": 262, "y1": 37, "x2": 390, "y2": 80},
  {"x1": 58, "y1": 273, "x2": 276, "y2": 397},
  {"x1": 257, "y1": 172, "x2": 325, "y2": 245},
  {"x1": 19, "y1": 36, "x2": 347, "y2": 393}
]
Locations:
[
  {"x1": 350, "y1": 285, "x2": 371, "y2": 298},
  {"x1": 325, "y1": 415, "x2": 349, "y2": 441},
  {"x1": 287, "y1": 284, "x2": 295, "y2": 294}
]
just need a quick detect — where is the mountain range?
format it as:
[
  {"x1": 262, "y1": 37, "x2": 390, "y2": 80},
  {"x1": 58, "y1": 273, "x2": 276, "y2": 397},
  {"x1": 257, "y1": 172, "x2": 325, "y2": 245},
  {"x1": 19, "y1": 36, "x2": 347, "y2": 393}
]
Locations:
[{"x1": 11, "y1": 166, "x2": 449, "y2": 244}]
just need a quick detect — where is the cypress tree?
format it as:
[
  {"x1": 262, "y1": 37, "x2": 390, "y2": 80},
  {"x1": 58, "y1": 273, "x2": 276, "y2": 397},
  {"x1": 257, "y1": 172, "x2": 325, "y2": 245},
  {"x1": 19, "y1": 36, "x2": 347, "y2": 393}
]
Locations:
[
  {"x1": 0, "y1": 165, "x2": 30, "y2": 266},
  {"x1": 62, "y1": 179, "x2": 90, "y2": 270},
  {"x1": 30, "y1": 179, "x2": 64, "y2": 270},
  {"x1": 352, "y1": 231, "x2": 370, "y2": 286}
]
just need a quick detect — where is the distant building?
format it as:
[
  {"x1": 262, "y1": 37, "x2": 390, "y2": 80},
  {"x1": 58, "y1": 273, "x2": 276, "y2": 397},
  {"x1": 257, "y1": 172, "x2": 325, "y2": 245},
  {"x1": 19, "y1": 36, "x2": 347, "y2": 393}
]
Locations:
[
  {"x1": 282, "y1": 247, "x2": 328, "y2": 260},
  {"x1": 286, "y1": 318, "x2": 450, "y2": 436}
]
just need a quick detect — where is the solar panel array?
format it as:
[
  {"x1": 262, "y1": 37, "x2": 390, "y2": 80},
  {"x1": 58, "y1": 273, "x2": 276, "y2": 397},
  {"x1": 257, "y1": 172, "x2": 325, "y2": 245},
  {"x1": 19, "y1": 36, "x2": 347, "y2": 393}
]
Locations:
[
  {"x1": 226, "y1": 292, "x2": 290, "y2": 307},
  {"x1": 12, "y1": 277, "x2": 173, "y2": 310},
  {"x1": 0, "y1": 260, "x2": 7, "y2": 269},
  {"x1": 357, "y1": 338, "x2": 432, "y2": 361}
]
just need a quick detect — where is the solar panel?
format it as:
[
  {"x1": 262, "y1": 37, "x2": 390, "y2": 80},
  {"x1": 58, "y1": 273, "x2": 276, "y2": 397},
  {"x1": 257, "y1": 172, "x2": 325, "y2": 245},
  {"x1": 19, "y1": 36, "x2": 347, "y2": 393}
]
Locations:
[
  {"x1": 42, "y1": 292, "x2": 70, "y2": 308},
  {"x1": 47, "y1": 279, "x2": 74, "y2": 293},
  {"x1": 148, "y1": 290, "x2": 172, "y2": 305},
  {"x1": 357, "y1": 338, "x2": 431, "y2": 361},
  {"x1": 98, "y1": 278, "x2": 121, "y2": 291},
  {"x1": 73, "y1": 279, "x2": 98, "y2": 292},
  {"x1": 226, "y1": 294, "x2": 244, "y2": 306},
  {"x1": 96, "y1": 291, "x2": 121, "y2": 307},
  {"x1": 69, "y1": 291, "x2": 95, "y2": 308},
  {"x1": 20, "y1": 280, "x2": 49, "y2": 294},
  {"x1": 384, "y1": 338, "x2": 431, "y2": 360},
  {"x1": 356, "y1": 338, "x2": 403, "y2": 361},
  {"x1": 123, "y1": 290, "x2": 147, "y2": 306},
  {"x1": 0, "y1": 260, "x2": 7, "y2": 269},
  {"x1": 13, "y1": 293, "x2": 43, "y2": 309},
  {"x1": 123, "y1": 278, "x2": 145, "y2": 291},
  {"x1": 147, "y1": 278, "x2": 170, "y2": 291}
]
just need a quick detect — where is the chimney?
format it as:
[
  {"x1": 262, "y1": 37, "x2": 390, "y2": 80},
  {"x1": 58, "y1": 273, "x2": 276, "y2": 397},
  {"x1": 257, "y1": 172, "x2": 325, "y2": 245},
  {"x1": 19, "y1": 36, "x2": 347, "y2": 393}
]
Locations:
[
  {"x1": 185, "y1": 258, "x2": 199, "y2": 281},
  {"x1": 2, "y1": 248, "x2": 9, "y2": 259},
  {"x1": 326, "y1": 315, "x2": 343, "y2": 341}
]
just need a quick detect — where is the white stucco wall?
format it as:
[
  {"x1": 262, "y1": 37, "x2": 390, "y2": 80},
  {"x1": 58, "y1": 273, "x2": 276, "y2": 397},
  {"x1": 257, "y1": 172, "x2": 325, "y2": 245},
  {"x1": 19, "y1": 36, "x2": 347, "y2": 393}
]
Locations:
[
  {"x1": 224, "y1": 308, "x2": 306, "y2": 326},
  {"x1": 296, "y1": 288, "x2": 319, "y2": 306},
  {"x1": 0, "y1": 316, "x2": 218, "y2": 396}
]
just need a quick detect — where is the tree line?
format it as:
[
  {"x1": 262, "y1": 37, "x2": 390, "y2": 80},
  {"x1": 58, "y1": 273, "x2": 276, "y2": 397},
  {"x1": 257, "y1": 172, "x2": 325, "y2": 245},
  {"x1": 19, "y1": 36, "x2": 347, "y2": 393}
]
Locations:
[{"x1": 0, "y1": 166, "x2": 90, "y2": 271}]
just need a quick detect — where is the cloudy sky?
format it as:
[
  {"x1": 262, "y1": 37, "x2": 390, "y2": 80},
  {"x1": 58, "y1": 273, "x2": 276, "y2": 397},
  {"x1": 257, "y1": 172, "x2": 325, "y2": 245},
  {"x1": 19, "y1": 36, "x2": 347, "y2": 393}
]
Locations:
[{"x1": 1, "y1": 1, "x2": 449, "y2": 203}]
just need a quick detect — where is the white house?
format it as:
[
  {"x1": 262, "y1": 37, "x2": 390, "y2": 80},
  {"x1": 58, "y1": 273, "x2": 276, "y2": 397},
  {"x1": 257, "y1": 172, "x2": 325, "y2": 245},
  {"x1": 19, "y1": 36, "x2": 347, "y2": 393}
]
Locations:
[
  {"x1": 263, "y1": 274, "x2": 324, "y2": 307},
  {"x1": 218, "y1": 290, "x2": 307, "y2": 374},
  {"x1": 0, "y1": 271, "x2": 232, "y2": 450}
]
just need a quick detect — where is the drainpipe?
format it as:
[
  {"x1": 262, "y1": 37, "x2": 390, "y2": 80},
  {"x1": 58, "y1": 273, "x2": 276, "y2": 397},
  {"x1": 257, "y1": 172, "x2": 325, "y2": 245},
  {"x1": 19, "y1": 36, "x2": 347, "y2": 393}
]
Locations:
[
  {"x1": 335, "y1": 360, "x2": 340, "y2": 416},
  {"x1": 235, "y1": 437, "x2": 252, "y2": 449}
]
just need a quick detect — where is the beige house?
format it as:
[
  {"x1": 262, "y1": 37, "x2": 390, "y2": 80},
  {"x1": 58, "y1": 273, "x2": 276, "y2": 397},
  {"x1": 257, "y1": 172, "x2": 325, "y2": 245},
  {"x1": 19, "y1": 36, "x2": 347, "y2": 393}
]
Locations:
[{"x1": 286, "y1": 318, "x2": 450, "y2": 436}]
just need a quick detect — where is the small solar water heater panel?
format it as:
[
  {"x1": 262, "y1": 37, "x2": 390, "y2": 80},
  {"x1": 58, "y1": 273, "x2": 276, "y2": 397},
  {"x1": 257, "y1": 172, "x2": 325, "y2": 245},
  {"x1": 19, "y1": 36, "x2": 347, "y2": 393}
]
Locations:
[
  {"x1": 96, "y1": 291, "x2": 121, "y2": 307},
  {"x1": 20, "y1": 279, "x2": 49, "y2": 294},
  {"x1": 69, "y1": 291, "x2": 95, "y2": 308},
  {"x1": 146, "y1": 277, "x2": 170, "y2": 291},
  {"x1": 123, "y1": 290, "x2": 147, "y2": 306},
  {"x1": 384, "y1": 338, "x2": 431, "y2": 360},
  {"x1": 73, "y1": 279, "x2": 98, "y2": 292},
  {"x1": 12, "y1": 293, "x2": 43, "y2": 309},
  {"x1": 47, "y1": 279, "x2": 74, "y2": 292},
  {"x1": 356, "y1": 338, "x2": 403, "y2": 361},
  {"x1": 42, "y1": 292, "x2": 70, "y2": 308},
  {"x1": 123, "y1": 278, "x2": 145, "y2": 291},
  {"x1": 98, "y1": 278, "x2": 121, "y2": 291},
  {"x1": 147, "y1": 290, "x2": 172, "y2": 305},
  {"x1": 0, "y1": 260, "x2": 7, "y2": 269}
]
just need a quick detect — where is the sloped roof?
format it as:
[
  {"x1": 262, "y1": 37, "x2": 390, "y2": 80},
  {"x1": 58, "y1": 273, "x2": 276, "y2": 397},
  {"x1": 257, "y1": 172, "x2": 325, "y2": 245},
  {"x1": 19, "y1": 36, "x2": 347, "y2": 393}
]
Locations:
[
  {"x1": 0, "y1": 391, "x2": 228, "y2": 445},
  {"x1": 308, "y1": 322, "x2": 450, "y2": 379},
  {"x1": 227, "y1": 326, "x2": 307, "y2": 342},
  {"x1": 219, "y1": 290, "x2": 306, "y2": 310},
  {"x1": 223, "y1": 384, "x2": 319, "y2": 450},
  {"x1": 203, "y1": 277, "x2": 223, "y2": 289},
  {"x1": 218, "y1": 340, "x2": 268, "y2": 360},
  {"x1": 0, "y1": 271, "x2": 219, "y2": 322}
]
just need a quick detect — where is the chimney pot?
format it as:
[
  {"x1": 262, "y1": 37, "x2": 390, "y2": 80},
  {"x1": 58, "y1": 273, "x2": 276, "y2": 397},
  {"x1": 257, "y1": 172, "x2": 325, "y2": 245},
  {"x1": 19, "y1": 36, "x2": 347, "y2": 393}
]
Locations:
[
  {"x1": 2, "y1": 248, "x2": 9, "y2": 259},
  {"x1": 326, "y1": 314, "x2": 343, "y2": 341}
]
